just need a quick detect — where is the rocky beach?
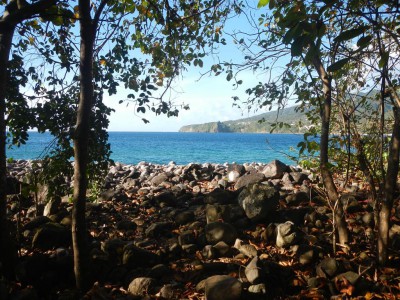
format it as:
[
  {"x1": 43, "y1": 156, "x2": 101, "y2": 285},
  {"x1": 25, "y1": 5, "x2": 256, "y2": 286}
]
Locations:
[{"x1": 3, "y1": 159, "x2": 400, "y2": 299}]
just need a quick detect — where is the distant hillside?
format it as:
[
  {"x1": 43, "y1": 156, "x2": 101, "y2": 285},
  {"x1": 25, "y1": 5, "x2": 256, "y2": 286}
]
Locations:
[{"x1": 179, "y1": 106, "x2": 312, "y2": 133}]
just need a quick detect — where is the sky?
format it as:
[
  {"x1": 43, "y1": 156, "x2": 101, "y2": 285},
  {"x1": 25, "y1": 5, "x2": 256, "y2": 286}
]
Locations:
[
  {"x1": 104, "y1": 5, "x2": 269, "y2": 132},
  {"x1": 104, "y1": 67, "x2": 264, "y2": 132}
]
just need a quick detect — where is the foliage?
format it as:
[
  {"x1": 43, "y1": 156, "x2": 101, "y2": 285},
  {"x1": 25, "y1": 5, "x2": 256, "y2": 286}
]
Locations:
[
  {"x1": 220, "y1": 0, "x2": 400, "y2": 262},
  {"x1": 179, "y1": 105, "x2": 312, "y2": 133},
  {"x1": 4, "y1": 0, "x2": 242, "y2": 193}
]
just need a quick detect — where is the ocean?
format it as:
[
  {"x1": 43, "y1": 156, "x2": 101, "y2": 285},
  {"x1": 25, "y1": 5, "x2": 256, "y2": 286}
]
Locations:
[{"x1": 7, "y1": 132, "x2": 305, "y2": 165}]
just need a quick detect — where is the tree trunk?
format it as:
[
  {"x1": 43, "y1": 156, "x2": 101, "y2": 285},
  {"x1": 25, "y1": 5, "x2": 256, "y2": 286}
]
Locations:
[
  {"x1": 0, "y1": 26, "x2": 17, "y2": 279},
  {"x1": 0, "y1": 0, "x2": 58, "y2": 279},
  {"x1": 378, "y1": 106, "x2": 400, "y2": 265},
  {"x1": 72, "y1": 0, "x2": 95, "y2": 291},
  {"x1": 312, "y1": 55, "x2": 350, "y2": 250}
]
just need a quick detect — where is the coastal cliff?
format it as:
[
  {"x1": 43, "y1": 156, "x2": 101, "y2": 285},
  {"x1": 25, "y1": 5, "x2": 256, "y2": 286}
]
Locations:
[
  {"x1": 179, "y1": 121, "x2": 233, "y2": 133},
  {"x1": 179, "y1": 106, "x2": 311, "y2": 133}
]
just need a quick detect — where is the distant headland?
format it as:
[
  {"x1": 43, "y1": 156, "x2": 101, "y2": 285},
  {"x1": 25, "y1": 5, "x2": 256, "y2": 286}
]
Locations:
[{"x1": 179, "y1": 106, "x2": 311, "y2": 133}]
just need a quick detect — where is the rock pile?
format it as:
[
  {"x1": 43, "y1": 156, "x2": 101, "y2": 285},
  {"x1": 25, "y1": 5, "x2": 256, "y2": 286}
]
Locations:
[{"x1": 4, "y1": 159, "x2": 397, "y2": 299}]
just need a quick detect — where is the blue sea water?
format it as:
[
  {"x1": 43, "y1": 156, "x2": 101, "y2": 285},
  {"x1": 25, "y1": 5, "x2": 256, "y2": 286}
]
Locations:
[{"x1": 7, "y1": 132, "x2": 305, "y2": 165}]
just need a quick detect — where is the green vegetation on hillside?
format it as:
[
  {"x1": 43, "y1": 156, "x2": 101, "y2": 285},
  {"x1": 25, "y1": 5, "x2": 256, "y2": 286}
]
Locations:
[{"x1": 179, "y1": 106, "x2": 313, "y2": 133}]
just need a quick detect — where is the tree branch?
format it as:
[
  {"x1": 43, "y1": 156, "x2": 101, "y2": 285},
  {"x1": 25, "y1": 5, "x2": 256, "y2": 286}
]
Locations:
[{"x1": 0, "y1": 0, "x2": 58, "y2": 31}]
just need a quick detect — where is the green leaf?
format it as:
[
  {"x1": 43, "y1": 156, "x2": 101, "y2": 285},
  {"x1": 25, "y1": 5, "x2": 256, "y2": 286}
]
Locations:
[
  {"x1": 327, "y1": 58, "x2": 350, "y2": 72},
  {"x1": 356, "y1": 35, "x2": 372, "y2": 49},
  {"x1": 283, "y1": 24, "x2": 301, "y2": 44},
  {"x1": 379, "y1": 51, "x2": 389, "y2": 68},
  {"x1": 334, "y1": 26, "x2": 368, "y2": 43},
  {"x1": 257, "y1": 0, "x2": 270, "y2": 8},
  {"x1": 291, "y1": 36, "x2": 304, "y2": 57},
  {"x1": 269, "y1": 0, "x2": 275, "y2": 9}
]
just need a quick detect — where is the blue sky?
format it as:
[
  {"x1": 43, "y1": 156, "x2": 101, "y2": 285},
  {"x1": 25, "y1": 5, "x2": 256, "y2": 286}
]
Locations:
[
  {"x1": 104, "y1": 66, "x2": 263, "y2": 132},
  {"x1": 104, "y1": 5, "x2": 269, "y2": 132}
]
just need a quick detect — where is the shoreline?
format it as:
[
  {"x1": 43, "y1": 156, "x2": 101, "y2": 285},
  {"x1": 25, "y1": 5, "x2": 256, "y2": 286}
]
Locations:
[{"x1": 6, "y1": 159, "x2": 311, "y2": 199}]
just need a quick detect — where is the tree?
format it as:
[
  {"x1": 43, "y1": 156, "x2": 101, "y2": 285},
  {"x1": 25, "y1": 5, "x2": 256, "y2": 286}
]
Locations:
[
  {"x1": 0, "y1": 0, "x2": 59, "y2": 279},
  {"x1": 0, "y1": 0, "x2": 239, "y2": 289},
  {"x1": 68, "y1": 0, "x2": 241, "y2": 290},
  {"x1": 221, "y1": 0, "x2": 400, "y2": 263},
  {"x1": 217, "y1": 0, "x2": 351, "y2": 250}
]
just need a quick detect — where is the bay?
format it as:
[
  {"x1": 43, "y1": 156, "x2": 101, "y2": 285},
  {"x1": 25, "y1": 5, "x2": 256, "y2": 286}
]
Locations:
[{"x1": 7, "y1": 132, "x2": 304, "y2": 165}]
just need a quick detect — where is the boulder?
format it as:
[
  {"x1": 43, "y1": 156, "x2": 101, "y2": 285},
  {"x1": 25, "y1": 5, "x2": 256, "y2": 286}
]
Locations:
[
  {"x1": 159, "y1": 284, "x2": 176, "y2": 299},
  {"x1": 101, "y1": 239, "x2": 127, "y2": 263},
  {"x1": 182, "y1": 244, "x2": 198, "y2": 254},
  {"x1": 116, "y1": 219, "x2": 137, "y2": 231},
  {"x1": 281, "y1": 173, "x2": 293, "y2": 185},
  {"x1": 290, "y1": 172, "x2": 309, "y2": 184},
  {"x1": 32, "y1": 223, "x2": 71, "y2": 250},
  {"x1": 178, "y1": 230, "x2": 196, "y2": 246},
  {"x1": 205, "y1": 222, "x2": 238, "y2": 245},
  {"x1": 148, "y1": 264, "x2": 170, "y2": 279},
  {"x1": 98, "y1": 189, "x2": 118, "y2": 201},
  {"x1": 24, "y1": 216, "x2": 51, "y2": 230},
  {"x1": 248, "y1": 283, "x2": 267, "y2": 294},
  {"x1": 123, "y1": 243, "x2": 160, "y2": 268},
  {"x1": 206, "y1": 204, "x2": 232, "y2": 223},
  {"x1": 43, "y1": 197, "x2": 61, "y2": 217},
  {"x1": 212, "y1": 241, "x2": 231, "y2": 257},
  {"x1": 262, "y1": 160, "x2": 288, "y2": 179},
  {"x1": 245, "y1": 256, "x2": 264, "y2": 284},
  {"x1": 234, "y1": 173, "x2": 265, "y2": 190},
  {"x1": 275, "y1": 207, "x2": 312, "y2": 226},
  {"x1": 285, "y1": 191, "x2": 309, "y2": 206},
  {"x1": 128, "y1": 277, "x2": 156, "y2": 297},
  {"x1": 145, "y1": 222, "x2": 172, "y2": 237},
  {"x1": 276, "y1": 221, "x2": 299, "y2": 248},
  {"x1": 175, "y1": 210, "x2": 195, "y2": 225},
  {"x1": 238, "y1": 183, "x2": 279, "y2": 222},
  {"x1": 334, "y1": 271, "x2": 360, "y2": 286},
  {"x1": 154, "y1": 192, "x2": 176, "y2": 207},
  {"x1": 151, "y1": 173, "x2": 169, "y2": 186},
  {"x1": 122, "y1": 178, "x2": 139, "y2": 190},
  {"x1": 233, "y1": 239, "x2": 257, "y2": 258},
  {"x1": 333, "y1": 271, "x2": 363, "y2": 295},
  {"x1": 205, "y1": 188, "x2": 236, "y2": 205},
  {"x1": 204, "y1": 275, "x2": 242, "y2": 300},
  {"x1": 296, "y1": 245, "x2": 318, "y2": 265},
  {"x1": 316, "y1": 257, "x2": 340, "y2": 278},
  {"x1": 202, "y1": 245, "x2": 218, "y2": 259},
  {"x1": 227, "y1": 163, "x2": 245, "y2": 183}
]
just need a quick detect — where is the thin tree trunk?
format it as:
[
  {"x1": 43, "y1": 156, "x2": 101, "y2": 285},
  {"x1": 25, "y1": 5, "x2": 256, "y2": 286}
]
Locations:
[
  {"x1": 312, "y1": 55, "x2": 350, "y2": 250},
  {"x1": 72, "y1": 0, "x2": 95, "y2": 291},
  {"x1": 352, "y1": 130, "x2": 377, "y2": 202},
  {"x1": 0, "y1": 0, "x2": 58, "y2": 279},
  {"x1": 378, "y1": 106, "x2": 400, "y2": 265},
  {"x1": 0, "y1": 26, "x2": 17, "y2": 279}
]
